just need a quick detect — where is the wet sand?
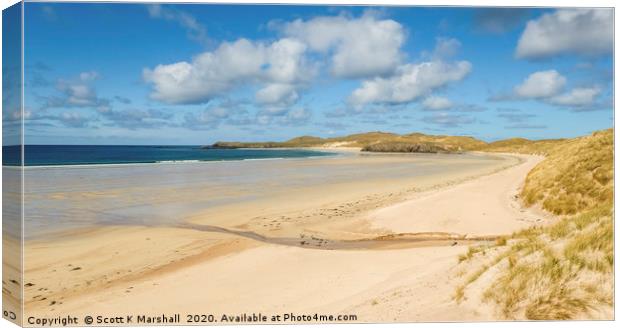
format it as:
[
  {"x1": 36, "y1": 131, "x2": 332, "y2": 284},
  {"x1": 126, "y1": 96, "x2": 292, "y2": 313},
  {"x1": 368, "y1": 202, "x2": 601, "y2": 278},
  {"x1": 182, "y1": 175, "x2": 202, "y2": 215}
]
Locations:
[{"x1": 17, "y1": 151, "x2": 549, "y2": 321}]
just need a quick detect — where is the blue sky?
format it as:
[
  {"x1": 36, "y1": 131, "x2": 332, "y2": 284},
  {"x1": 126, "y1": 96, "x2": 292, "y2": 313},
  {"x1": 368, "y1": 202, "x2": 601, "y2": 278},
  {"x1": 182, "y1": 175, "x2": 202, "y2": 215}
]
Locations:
[{"x1": 12, "y1": 3, "x2": 614, "y2": 145}]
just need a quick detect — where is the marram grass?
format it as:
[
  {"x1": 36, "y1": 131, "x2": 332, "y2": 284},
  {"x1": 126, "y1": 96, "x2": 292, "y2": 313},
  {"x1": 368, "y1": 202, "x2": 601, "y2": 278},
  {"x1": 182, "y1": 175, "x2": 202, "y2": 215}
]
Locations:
[
  {"x1": 521, "y1": 129, "x2": 613, "y2": 215},
  {"x1": 456, "y1": 129, "x2": 614, "y2": 320}
]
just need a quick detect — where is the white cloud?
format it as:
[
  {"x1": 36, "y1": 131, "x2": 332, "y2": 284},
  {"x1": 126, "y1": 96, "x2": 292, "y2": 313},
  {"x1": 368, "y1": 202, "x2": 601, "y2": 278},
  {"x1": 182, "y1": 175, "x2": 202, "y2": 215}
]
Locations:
[
  {"x1": 263, "y1": 38, "x2": 309, "y2": 83},
  {"x1": 349, "y1": 60, "x2": 472, "y2": 107},
  {"x1": 256, "y1": 107, "x2": 312, "y2": 126},
  {"x1": 516, "y1": 9, "x2": 612, "y2": 59},
  {"x1": 147, "y1": 4, "x2": 208, "y2": 45},
  {"x1": 46, "y1": 71, "x2": 108, "y2": 108},
  {"x1": 3, "y1": 108, "x2": 30, "y2": 123},
  {"x1": 182, "y1": 99, "x2": 254, "y2": 129},
  {"x1": 79, "y1": 71, "x2": 99, "y2": 82},
  {"x1": 508, "y1": 70, "x2": 602, "y2": 108},
  {"x1": 63, "y1": 84, "x2": 98, "y2": 106},
  {"x1": 98, "y1": 107, "x2": 173, "y2": 130},
  {"x1": 513, "y1": 70, "x2": 566, "y2": 99},
  {"x1": 284, "y1": 14, "x2": 405, "y2": 78},
  {"x1": 255, "y1": 84, "x2": 299, "y2": 107},
  {"x1": 143, "y1": 38, "x2": 314, "y2": 105},
  {"x1": 145, "y1": 14, "x2": 469, "y2": 114},
  {"x1": 549, "y1": 87, "x2": 601, "y2": 107},
  {"x1": 204, "y1": 106, "x2": 231, "y2": 120},
  {"x1": 422, "y1": 96, "x2": 452, "y2": 110},
  {"x1": 432, "y1": 38, "x2": 461, "y2": 59},
  {"x1": 285, "y1": 107, "x2": 312, "y2": 123},
  {"x1": 184, "y1": 105, "x2": 232, "y2": 128}
]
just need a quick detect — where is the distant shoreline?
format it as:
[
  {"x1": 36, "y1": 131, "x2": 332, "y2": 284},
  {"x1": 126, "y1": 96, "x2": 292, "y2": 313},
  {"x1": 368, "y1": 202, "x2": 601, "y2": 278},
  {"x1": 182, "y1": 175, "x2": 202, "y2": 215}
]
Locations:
[{"x1": 4, "y1": 146, "x2": 338, "y2": 167}]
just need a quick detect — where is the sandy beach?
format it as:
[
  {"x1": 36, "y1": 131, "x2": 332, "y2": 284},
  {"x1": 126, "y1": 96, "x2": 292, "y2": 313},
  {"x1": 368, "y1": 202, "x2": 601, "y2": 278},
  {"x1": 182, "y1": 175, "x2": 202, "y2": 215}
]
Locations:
[{"x1": 19, "y1": 152, "x2": 551, "y2": 322}]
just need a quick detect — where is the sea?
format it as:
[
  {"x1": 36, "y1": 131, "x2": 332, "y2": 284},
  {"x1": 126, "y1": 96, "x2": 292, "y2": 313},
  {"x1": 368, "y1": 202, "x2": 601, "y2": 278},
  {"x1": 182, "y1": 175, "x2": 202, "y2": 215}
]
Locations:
[
  {"x1": 0, "y1": 147, "x2": 505, "y2": 239},
  {"x1": 2, "y1": 145, "x2": 333, "y2": 166}
]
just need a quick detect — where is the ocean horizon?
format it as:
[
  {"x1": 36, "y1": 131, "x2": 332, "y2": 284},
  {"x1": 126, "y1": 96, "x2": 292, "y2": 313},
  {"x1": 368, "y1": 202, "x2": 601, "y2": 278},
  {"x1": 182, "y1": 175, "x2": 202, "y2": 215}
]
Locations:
[{"x1": 2, "y1": 145, "x2": 334, "y2": 166}]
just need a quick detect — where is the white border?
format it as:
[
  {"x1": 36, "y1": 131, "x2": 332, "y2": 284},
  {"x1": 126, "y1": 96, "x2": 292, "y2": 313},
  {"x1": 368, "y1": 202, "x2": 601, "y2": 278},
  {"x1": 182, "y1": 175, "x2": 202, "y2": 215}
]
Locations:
[
  {"x1": 5, "y1": 0, "x2": 619, "y2": 7},
  {"x1": 0, "y1": 1, "x2": 617, "y2": 328}
]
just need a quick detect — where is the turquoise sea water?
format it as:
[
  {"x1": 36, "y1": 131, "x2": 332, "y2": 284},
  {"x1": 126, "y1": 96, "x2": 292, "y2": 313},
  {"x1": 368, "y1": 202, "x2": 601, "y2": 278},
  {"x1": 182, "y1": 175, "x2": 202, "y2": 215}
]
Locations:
[
  {"x1": 2, "y1": 145, "x2": 332, "y2": 166},
  {"x1": 14, "y1": 151, "x2": 507, "y2": 239}
]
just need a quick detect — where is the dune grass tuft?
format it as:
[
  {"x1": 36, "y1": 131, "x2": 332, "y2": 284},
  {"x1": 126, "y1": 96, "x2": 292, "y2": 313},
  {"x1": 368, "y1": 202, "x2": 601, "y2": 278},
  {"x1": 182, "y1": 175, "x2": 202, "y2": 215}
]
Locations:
[
  {"x1": 457, "y1": 129, "x2": 614, "y2": 320},
  {"x1": 521, "y1": 129, "x2": 613, "y2": 215}
]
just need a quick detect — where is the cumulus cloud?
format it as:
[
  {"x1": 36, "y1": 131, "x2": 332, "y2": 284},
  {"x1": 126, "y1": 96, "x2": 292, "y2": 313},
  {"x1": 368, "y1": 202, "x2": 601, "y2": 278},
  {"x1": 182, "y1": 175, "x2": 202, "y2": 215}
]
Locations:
[
  {"x1": 283, "y1": 107, "x2": 312, "y2": 125},
  {"x1": 499, "y1": 70, "x2": 603, "y2": 110},
  {"x1": 31, "y1": 71, "x2": 185, "y2": 130},
  {"x1": 145, "y1": 13, "x2": 470, "y2": 116},
  {"x1": 516, "y1": 9, "x2": 613, "y2": 59},
  {"x1": 57, "y1": 112, "x2": 89, "y2": 128},
  {"x1": 349, "y1": 60, "x2": 471, "y2": 108},
  {"x1": 143, "y1": 38, "x2": 313, "y2": 105},
  {"x1": 44, "y1": 71, "x2": 109, "y2": 109},
  {"x1": 548, "y1": 87, "x2": 601, "y2": 107},
  {"x1": 183, "y1": 103, "x2": 237, "y2": 130},
  {"x1": 16, "y1": 109, "x2": 93, "y2": 129},
  {"x1": 78, "y1": 71, "x2": 99, "y2": 82},
  {"x1": 422, "y1": 96, "x2": 452, "y2": 110},
  {"x1": 254, "y1": 107, "x2": 312, "y2": 126},
  {"x1": 147, "y1": 4, "x2": 208, "y2": 45},
  {"x1": 513, "y1": 70, "x2": 566, "y2": 99},
  {"x1": 255, "y1": 84, "x2": 299, "y2": 107},
  {"x1": 183, "y1": 98, "x2": 310, "y2": 129},
  {"x1": 57, "y1": 83, "x2": 98, "y2": 106},
  {"x1": 283, "y1": 14, "x2": 405, "y2": 78},
  {"x1": 432, "y1": 38, "x2": 461, "y2": 59},
  {"x1": 2, "y1": 108, "x2": 31, "y2": 127},
  {"x1": 145, "y1": 14, "x2": 472, "y2": 120}
]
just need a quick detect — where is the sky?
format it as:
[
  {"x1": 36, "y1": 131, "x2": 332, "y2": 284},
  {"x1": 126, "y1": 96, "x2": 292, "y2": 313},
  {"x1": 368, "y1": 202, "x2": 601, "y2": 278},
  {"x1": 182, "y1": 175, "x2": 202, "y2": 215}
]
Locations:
[{"x1": 5, "y1": 3, "x2": 614, "y2": 145}]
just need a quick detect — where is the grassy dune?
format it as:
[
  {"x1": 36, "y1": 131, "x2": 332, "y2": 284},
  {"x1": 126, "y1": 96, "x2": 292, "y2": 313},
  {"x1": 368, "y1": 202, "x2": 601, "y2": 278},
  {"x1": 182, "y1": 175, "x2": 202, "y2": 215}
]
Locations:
[
  {"x1": 209, "y1": 130, "x2": 572, "y2": 154},
  {"x1": 480, "y1": 137, "x2": 565, "y2": 155},
  {"x1": 208, "y1": 131, "x2": 486, "y2": 151},
  {"x1": 456, "y1": 129, "x2": 614, "y2": 320},
  {"x1": 521, "y1": 129, "x2": 613, "y2": 215}
]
